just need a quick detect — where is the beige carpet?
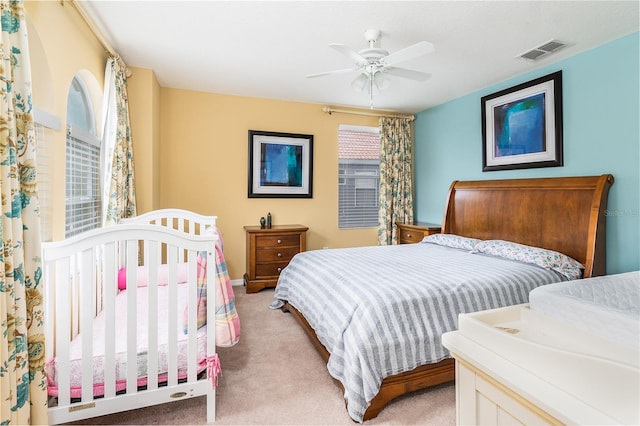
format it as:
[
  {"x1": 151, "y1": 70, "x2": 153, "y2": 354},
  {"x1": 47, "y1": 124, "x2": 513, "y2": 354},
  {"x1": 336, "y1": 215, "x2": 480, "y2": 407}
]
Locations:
[{"x1": 70, "y1": 288, "x2": 455, "y2": 425}]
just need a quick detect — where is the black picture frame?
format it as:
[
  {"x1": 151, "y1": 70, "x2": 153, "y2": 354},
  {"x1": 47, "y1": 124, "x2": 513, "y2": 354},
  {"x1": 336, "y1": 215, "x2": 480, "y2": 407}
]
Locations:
[
  {"x1": 248, "y1": 130, "x2": 314, "y2": 198},
  {"x1": 481, "y1": 71, "x2": 563, "y2": 172}
]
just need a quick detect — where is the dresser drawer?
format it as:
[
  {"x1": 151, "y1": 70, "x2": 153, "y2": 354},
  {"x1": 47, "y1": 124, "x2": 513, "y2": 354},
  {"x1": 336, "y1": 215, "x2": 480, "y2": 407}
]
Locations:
[
  {"x1": 255, "y1": 262, "x2": 290, "y2": 278},
  {"x1": 255, "y1": 234, "x2": 300, "y2": 248},
  {"x1": 256, "y1": 246, "x2": 300, "y2": 262}
]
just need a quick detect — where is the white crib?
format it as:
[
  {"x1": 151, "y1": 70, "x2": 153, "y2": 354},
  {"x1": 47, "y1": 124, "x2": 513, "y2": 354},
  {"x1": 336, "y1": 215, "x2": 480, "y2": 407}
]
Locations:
[
  {"x1": 120, "y1": 208, "x2": 218, "y2": 236},
  {"x1": 43, "y1": 210, "x2": 219, "y2": 424}
]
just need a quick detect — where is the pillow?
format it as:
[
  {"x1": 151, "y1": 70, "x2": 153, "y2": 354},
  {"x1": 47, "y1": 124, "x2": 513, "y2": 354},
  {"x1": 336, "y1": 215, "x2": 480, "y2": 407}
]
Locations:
[
  {"x1": 117, "y1": 263, "x2": 189, "y2": 290},
  {"x1": 421, "y1": 233, "x2": 481, "y2": 251},
  {"x1": 473, "y1": 239, "x2": 584, "y2": 281}
]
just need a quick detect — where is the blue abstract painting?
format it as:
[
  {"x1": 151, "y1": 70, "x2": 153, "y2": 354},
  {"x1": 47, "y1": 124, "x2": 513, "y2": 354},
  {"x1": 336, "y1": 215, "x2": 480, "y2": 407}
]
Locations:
[
  {"x1": 260, "y1": 143, "x2": 303, "y2": 187},
  {"x1": 493, "y1": 93, "x2": 546, "y2": 157}
]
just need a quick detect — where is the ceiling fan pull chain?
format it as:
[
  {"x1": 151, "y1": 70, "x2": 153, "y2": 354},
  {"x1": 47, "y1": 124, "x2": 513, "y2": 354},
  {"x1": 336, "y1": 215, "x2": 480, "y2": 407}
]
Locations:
[{"x1": 369, "y1": 74, "x2": 374, "y2": 109}]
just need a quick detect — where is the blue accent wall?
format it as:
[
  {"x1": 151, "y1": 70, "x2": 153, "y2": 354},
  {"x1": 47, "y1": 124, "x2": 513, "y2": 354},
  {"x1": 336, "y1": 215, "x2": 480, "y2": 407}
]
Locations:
[{"x1": 414, "y1": 32, "x2": 639, "y2": 274}]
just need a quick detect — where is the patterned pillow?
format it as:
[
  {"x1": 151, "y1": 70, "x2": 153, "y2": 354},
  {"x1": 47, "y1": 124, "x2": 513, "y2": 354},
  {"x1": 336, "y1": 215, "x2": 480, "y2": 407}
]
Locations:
[
  {"x1": 473, "y1": 239, "x2": 584, "y2": 280},
  {"x1": 421, "y1": 233, "x2": 481, "y2": 251}
]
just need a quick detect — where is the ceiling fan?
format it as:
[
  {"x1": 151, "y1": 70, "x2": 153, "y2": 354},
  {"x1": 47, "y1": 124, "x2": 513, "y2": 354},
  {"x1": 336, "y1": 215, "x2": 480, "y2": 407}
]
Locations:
[{"x1": 307, "y1": 29, "x2": 435, "y2": 108}]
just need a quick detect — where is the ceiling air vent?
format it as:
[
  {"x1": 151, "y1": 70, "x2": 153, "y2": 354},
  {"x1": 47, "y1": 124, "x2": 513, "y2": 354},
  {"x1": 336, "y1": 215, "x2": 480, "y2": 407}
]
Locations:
[{"x1": 517, "y1": 39, "x2": 568, "y2": 62}]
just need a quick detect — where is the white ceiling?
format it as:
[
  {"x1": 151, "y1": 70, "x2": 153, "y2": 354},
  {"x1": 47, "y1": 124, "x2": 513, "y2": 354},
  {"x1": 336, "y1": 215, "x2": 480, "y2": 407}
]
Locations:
[{"x1": 80, "y1": 1, "x2": 639, "y2": 114}]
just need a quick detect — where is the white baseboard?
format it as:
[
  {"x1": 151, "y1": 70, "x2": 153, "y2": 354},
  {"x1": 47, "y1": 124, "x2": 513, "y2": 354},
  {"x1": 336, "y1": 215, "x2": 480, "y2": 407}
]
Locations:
[{"x1": 231, "y1": 278, "x2": 244, "y2": 287}]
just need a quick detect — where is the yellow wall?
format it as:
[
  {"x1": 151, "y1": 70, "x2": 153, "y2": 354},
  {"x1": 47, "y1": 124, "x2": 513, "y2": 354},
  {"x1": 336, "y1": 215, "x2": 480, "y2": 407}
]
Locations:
[
  {"x1": 156, "y1": 88, "x2": 380, "y2": 279},
  {"x1": 27, "y1": 1, "x2": 384, "y2": 281},
  {"x1": 127, "y1": 67, "x2": 162, "y2": 214},
  {"x1": 26, "y1": 1, "x2": 108, "y2": 240}
]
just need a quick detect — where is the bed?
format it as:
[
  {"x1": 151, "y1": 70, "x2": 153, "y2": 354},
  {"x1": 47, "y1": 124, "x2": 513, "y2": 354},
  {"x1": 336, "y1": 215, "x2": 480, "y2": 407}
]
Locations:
[
  {"x1": 43, "y1": 209, "x2": 228, "y2": 424},
  {"x1": 272, "y1": 174, "x2": 614, "y2": 422}
]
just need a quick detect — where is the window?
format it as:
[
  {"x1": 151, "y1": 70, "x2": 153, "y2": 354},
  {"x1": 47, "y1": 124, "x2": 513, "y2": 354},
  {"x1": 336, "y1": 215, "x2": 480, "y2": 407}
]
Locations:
[
  {"x1": 338, "y1": 125, "x2": 380, "y2": 229},
  {"x1": 65, "y1": 76, "x2": 102, "y2": 237}
]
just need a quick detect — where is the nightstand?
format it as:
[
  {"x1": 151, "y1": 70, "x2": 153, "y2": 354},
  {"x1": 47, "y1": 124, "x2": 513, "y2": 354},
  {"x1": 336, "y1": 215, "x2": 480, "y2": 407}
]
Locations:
[
  {"x1": 243, "y1": 224, "x2": 308, "y2": 293},
  {"x1": 396, "y1": 221, "x2": 441, "y2": 244}
]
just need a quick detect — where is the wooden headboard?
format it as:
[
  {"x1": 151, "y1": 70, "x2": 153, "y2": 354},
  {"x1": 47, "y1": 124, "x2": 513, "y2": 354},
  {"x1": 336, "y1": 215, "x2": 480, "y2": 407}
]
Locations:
[{"x1": 441, "y1": 174, "x2": 614, "y2": 278}]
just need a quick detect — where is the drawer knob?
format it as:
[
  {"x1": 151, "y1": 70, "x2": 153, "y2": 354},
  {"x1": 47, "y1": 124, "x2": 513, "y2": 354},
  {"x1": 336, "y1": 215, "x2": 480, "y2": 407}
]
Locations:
[
  {"x1": 277, "y1": 267, "x2": 282, "y2": 272},
  {"x1": 277, "y1": 239, "x2": 282, "y2": 244},
  {"x1": 277, "y1": 252, "x2": 282, "y2": 257}
]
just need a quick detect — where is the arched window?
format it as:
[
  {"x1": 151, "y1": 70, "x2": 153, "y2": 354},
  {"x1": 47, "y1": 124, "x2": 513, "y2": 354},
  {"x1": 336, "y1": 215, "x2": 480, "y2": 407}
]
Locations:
[{"x1": 65, "y1": 76, "x2": 102, "y2": 237}]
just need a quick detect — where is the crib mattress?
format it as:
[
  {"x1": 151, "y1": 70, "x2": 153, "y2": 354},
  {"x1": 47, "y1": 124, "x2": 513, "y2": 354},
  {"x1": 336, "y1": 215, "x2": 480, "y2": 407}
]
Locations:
[
  {"x1": 46, "y1": 283, "x2": 207, "y2": 397},
  {"x1": 528, "y1": 271, "x2": 640, "y2": 347}
]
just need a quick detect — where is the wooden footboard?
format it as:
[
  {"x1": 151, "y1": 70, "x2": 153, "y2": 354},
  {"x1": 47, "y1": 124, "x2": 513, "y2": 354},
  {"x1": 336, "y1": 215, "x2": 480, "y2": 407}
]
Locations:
[{"x1": 282, "y1": 302, "x2": 455, "y2": 420}]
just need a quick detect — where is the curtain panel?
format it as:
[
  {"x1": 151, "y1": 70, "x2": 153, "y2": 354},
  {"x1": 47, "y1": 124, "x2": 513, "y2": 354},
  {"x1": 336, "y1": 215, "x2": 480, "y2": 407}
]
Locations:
[
  {"x1": 377, "y1": 117, "x2": 414, "y2": 245},
  {"x1": 103, "y1": 56, "x2": 136, "y2": 226},
  {"x1": 0, "y1": 1, "x2": 47, "y2": 423}
]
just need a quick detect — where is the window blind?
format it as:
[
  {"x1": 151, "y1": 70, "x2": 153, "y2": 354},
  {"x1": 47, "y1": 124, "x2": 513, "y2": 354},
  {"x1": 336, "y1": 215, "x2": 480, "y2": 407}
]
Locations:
[
  {"x1": 65, "y1": 129, "x2": 101, "y2": 237},
  {"x1": 338, "y1": 126, "x2": 380, "y2": 229},
  {"x1": 34, "y1": 122, "x2": 52, "y2": 242}
]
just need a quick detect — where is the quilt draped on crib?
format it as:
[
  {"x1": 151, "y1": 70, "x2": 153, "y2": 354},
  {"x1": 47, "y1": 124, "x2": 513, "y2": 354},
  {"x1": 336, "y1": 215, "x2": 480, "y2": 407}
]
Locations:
[
  {"x1": 206, "y1": 228, "x2": 240, "y2": 348},
  {"x1": 213, "y1": 238, "x2": 240, "y2": 347},
  {"x1": 191, "y1": 228, "x2": 240, "y2": 347}
]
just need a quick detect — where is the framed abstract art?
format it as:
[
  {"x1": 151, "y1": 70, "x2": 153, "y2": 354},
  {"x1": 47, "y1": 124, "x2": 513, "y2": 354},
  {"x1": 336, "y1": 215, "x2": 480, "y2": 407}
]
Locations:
[
  {"x1": 248, "y1": 130, "x2": 314, "y2": 198},
  {"x1": 481, "y1": 71, "x2": 563, "y2": 172}
]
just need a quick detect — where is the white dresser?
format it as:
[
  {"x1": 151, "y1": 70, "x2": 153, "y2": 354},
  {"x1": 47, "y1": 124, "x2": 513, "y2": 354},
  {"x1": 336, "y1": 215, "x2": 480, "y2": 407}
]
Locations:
[{"x1": 442, "y1": 300, "x2": 640, "y2": 425}]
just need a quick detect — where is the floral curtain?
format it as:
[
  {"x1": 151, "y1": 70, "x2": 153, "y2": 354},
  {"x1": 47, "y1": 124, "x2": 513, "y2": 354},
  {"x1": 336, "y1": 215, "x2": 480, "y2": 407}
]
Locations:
[
  {"x1": 103, "y1": 56, "x2": 136, "y2": 226},
  {"x1": 377, "y1": 117, "x2": 414, "y2": 245},
  {"x1": 0, "y1": 1, "x2": 47, "y2": 424}
]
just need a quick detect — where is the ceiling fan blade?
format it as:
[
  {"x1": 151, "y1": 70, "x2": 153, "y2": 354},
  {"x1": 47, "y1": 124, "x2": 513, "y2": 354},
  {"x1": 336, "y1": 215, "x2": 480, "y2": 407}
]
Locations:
[
  {"x1": 381, "y1": 41, "x2": 435, "y2": 67},
  {"x1": 329, "y1": 43, "x2": 368, "y2": 65},
  {"x1": 385, "y1": 67, "x2": 432, "y2": 81},
  {"x1": 306, "y1": 67, "x2": 359, "y2": 78}
]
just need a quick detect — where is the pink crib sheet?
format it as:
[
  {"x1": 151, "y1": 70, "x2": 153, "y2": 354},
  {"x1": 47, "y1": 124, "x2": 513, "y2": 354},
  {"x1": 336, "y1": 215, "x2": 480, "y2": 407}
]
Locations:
[{"x1": 46, "y1": 282, "x2": 207, "y2": 398}]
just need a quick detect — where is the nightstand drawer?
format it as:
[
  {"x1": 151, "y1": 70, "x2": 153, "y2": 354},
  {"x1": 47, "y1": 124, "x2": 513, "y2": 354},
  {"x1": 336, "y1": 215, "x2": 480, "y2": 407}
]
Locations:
[
  {"x1": 396, "y1": 222, "x2": 441, "y2": 244},
  {"x1": 256, "y1": 246, "x2": 299, "y2": 262},
  {"x1": 399, "y1": 229, "x2": 424, "y2": 244},
  {"x1": 255, "y1": 262, "x2": 290, "y2": 278},
  {"x1": 255, "y1": 234, "x2": 300, "y2": 248}
]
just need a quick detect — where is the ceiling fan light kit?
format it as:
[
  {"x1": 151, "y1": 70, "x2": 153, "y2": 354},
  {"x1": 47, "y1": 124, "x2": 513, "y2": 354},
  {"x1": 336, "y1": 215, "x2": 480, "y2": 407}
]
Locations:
[
  {"x1": 351, "y1": 73, "x2": 368, "y2": 92},
  {"x1": 307, "y1": 28, "x2": 434, "y2": 109},
  {"x1": 350, "y1": 71, "x2": 389, "y2": 93}
]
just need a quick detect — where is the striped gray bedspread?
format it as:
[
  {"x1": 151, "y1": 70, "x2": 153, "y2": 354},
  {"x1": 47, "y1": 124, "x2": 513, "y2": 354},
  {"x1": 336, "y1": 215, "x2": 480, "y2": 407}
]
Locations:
[{"x1": 271, "y1": 242, "x2": 566, "y2": 422}]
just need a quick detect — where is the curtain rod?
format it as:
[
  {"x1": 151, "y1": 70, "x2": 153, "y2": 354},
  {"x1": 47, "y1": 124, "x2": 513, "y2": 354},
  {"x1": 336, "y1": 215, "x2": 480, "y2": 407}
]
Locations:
[
  {"x1": 68, "y1": 0, "x2": 132, "y2": 77},
  {"x1": 323, "y1": 106, "x2": 414, "y2": 121}
]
